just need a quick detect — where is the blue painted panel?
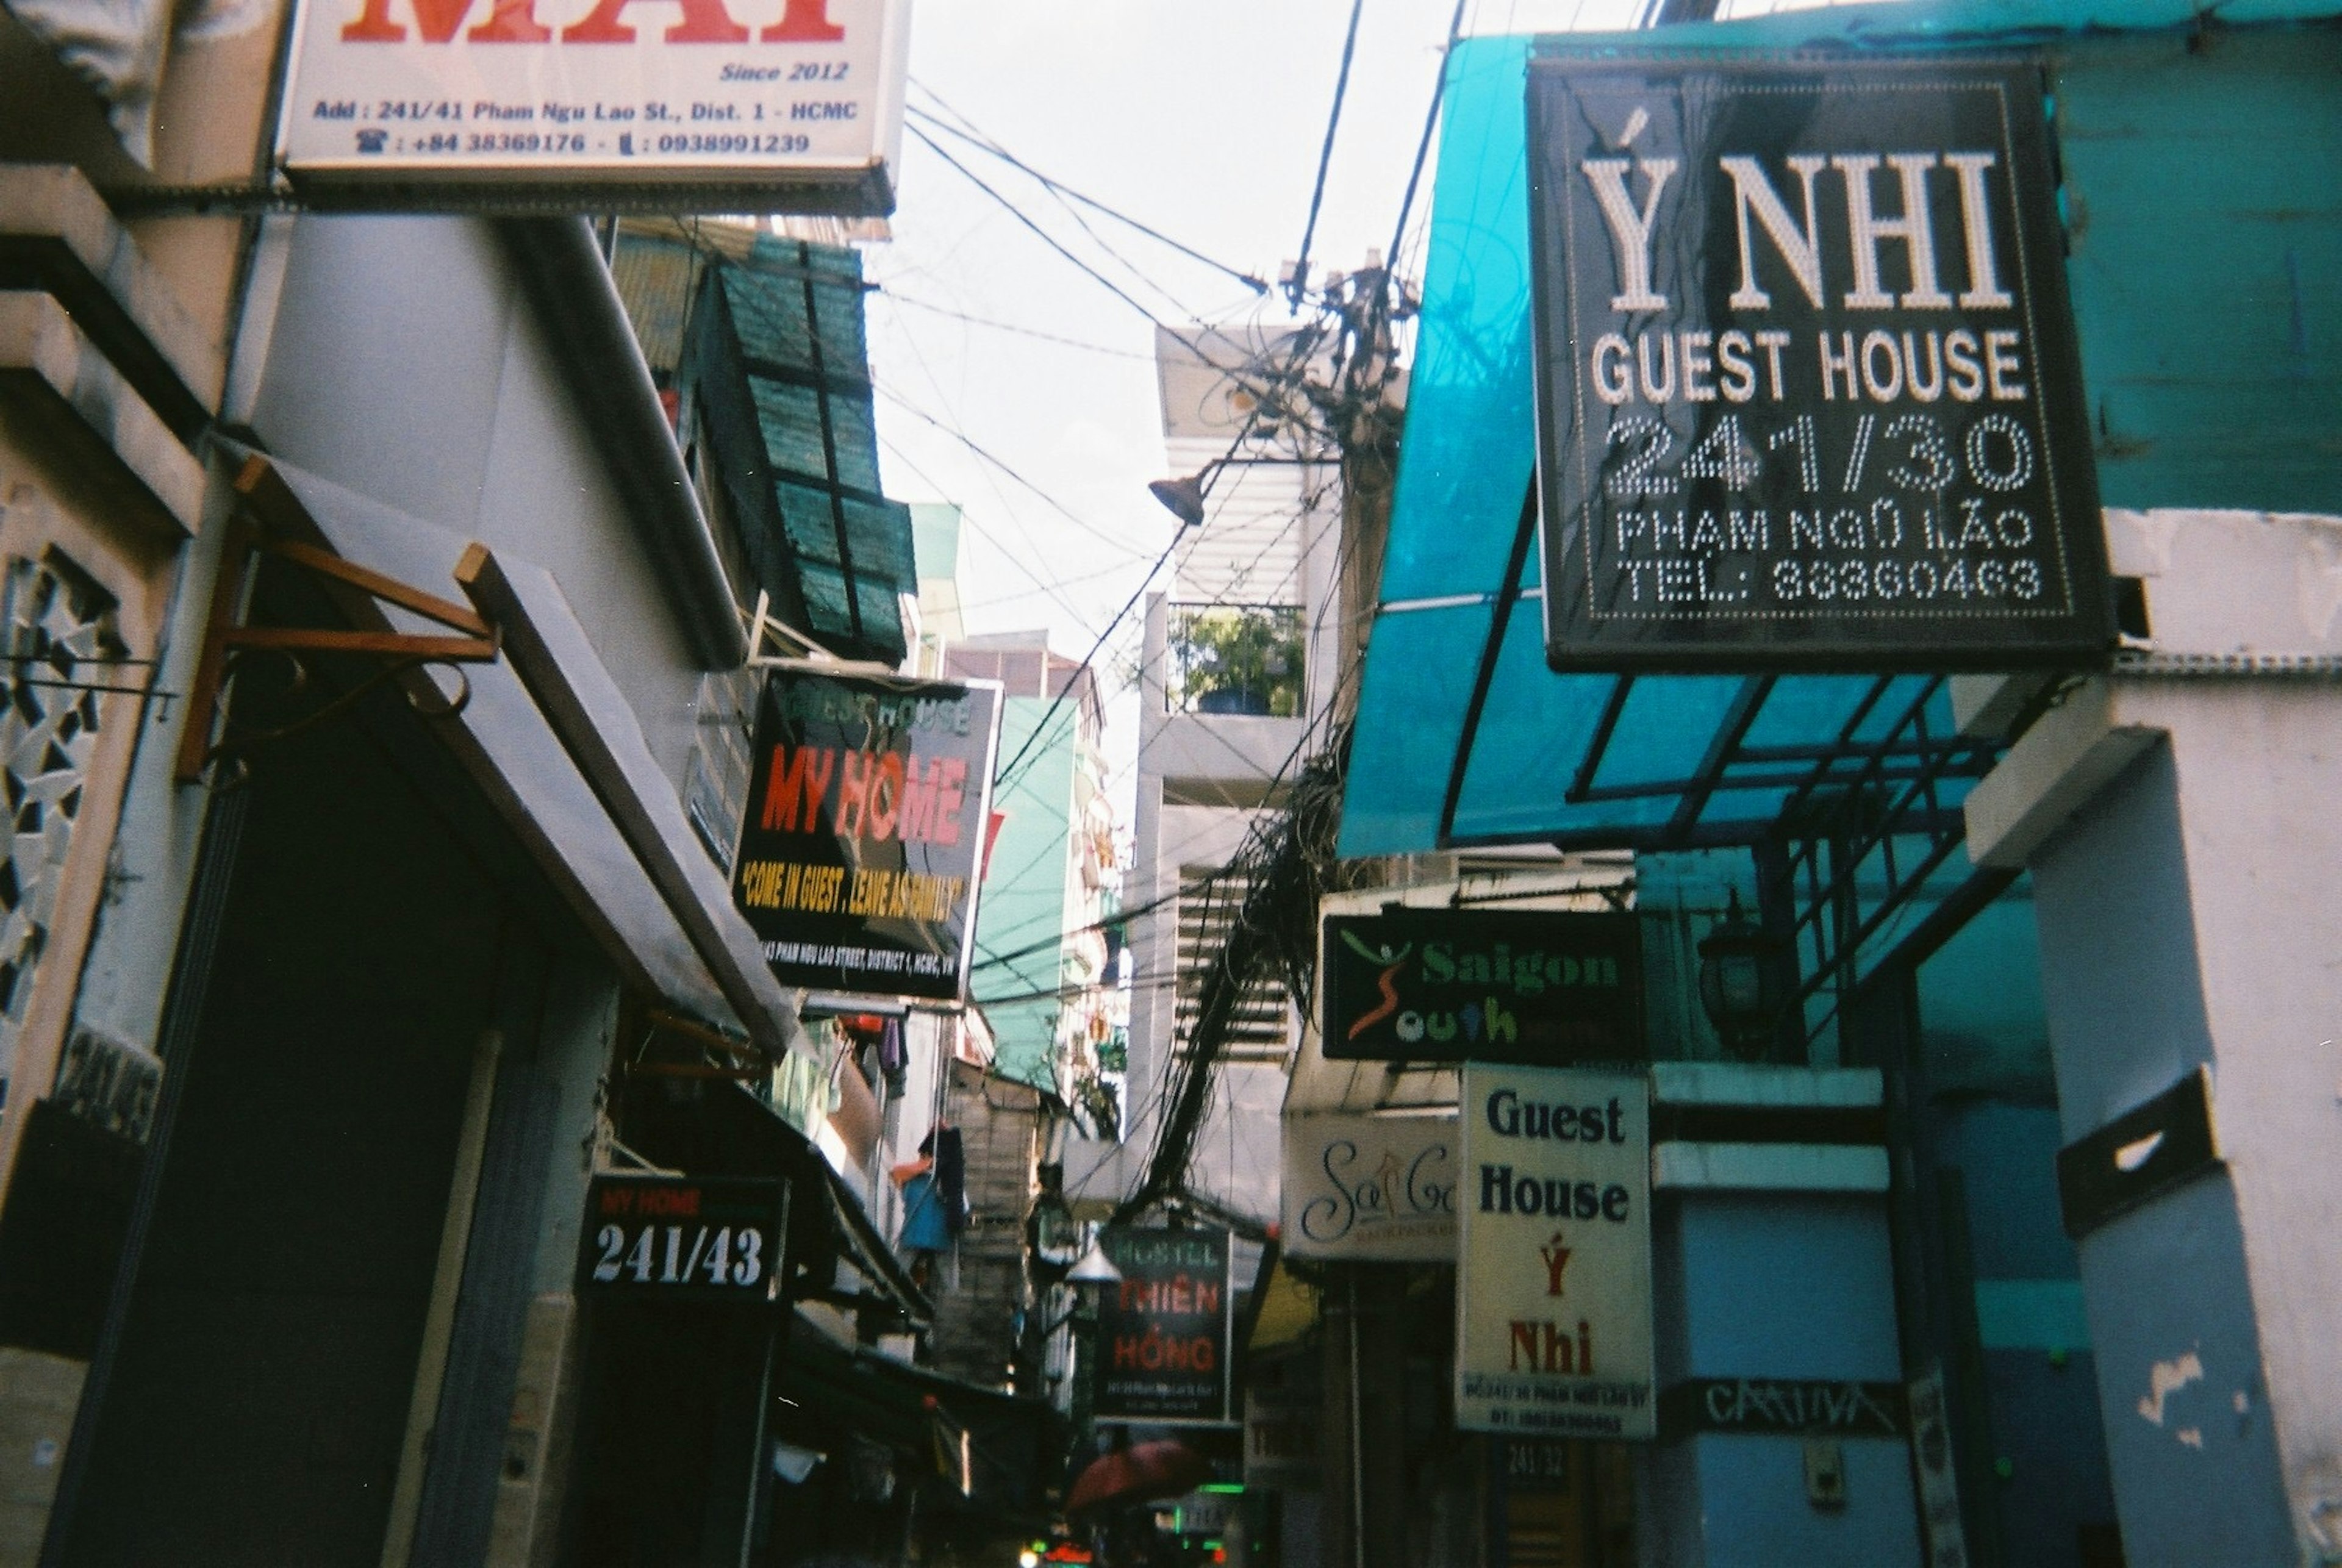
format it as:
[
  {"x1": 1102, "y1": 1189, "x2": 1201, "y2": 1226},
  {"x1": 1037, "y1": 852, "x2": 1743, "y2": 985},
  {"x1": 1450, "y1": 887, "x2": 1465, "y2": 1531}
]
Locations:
[
  {"x1": 2075, "y1": 1175, "x2": 2293, "y2": 1567},
  {"x1": 1689, "y1": 1433, "x2": 1922, "y2": 1568},
  {"x1": 1672, "y1": 1194, "x2": 1902, "y2": 1381},
  {"x1": 1980, "y1": 1348, "x2": 2121, "y2": 1564}
]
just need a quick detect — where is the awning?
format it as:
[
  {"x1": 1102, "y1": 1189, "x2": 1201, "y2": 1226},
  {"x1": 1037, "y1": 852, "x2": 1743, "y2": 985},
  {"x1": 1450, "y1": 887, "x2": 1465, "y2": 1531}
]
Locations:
[
  {"x1": 1339, "y1": 33, "x2": 1996, "y2": 861},
  {"x1": 219, "y1": 449, "x2": 803, "y2": 1058},
  {"x1": 779, "y1": 1320, "x2": 1061, "y2": 1517},
  {"x1": 618, "y1": 1078, "x2": 933, "y2": 1325},
  {"x1": 1342, "y1": 2, "x2": 2342, "y2": 860}
]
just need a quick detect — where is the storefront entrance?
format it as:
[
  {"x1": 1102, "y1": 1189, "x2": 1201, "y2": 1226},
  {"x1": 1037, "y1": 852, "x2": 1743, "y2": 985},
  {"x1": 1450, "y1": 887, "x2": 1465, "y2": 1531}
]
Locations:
[{"x1": 52, "y1": 572, "x2": 593, "y2": 1566}]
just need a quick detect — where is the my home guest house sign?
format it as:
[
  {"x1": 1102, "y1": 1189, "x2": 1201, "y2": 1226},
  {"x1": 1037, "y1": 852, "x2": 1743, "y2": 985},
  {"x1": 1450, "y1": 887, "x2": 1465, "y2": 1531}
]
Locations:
[
  {"x1": 276, "y1": 0, "x2": 907, "y2": 206},
  {"x1": 1456, "y1": 1065, "x2": 1655, "y2": 1439},
  {"x1": 731, "y1": 668, "x2": 1001, "y2": 1002},
  {"x1": 1529, "y1": 58, "x2": 2112, "y2": 671}
]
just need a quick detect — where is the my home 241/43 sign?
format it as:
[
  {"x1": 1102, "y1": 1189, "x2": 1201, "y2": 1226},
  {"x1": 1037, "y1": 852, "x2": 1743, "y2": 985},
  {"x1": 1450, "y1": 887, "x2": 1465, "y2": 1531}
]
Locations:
[
  {"x1": 576, "y1": 1175, "x2": 786, "y2": 1300},
  {"x1": 1456, "y1": 1065, "x2": 1654, "y2": 1440},
  {"x1": 731, "y1": 669, "x2": 1000, "y2": 1002},
  {"x1": 1528, "y1": 57, "x2": 2112, "y2": 671},
  {"x1": 1320, "y1": 908, "x2": 1642, "y2": 1065},
  {"x1": 275, "y1": 0, "x2": 907, "y2": 211}
]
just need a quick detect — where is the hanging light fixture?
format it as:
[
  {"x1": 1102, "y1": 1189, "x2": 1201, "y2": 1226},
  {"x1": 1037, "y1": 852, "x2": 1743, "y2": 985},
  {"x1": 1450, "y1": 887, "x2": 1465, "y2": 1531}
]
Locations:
[{"x1": 1697, "y1": 889, "x2": 1781, "y2": 1061}]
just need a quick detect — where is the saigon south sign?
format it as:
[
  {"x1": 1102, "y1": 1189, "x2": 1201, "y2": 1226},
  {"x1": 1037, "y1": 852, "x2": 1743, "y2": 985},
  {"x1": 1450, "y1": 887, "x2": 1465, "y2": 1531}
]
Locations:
[
  {"x1": 276, "y1": 0, "x2": 908, "y2": 211},
  {"x1": 1456, "y1": 1064, "x2": 1655, "y2": 1439},
  {"x1": 730, "y1": 668, "x2": 1000, "y2": 1002},
  {"x1": 1320, "y1": 908, "x2": 1642, "y2": 1065},
  {"x1": 1527, "y1": 57, "x2": 2113, "y2": 672}
]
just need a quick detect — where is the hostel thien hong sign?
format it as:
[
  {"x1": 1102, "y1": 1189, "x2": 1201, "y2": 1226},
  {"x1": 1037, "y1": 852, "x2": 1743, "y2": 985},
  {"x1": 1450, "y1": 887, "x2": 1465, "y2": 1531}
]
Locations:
[
  {"x1": 276, "y1": 0, "x2": 908, "y2": 211},
  {"x1": 1095, "y1": 1227, "x2": 1236, "y2": 1425},
  {"x1": 1456, "y1": 1064, "x2": 1654, "y2": 1439},
  {"x1": 731, "y1": 668, "x2": 1000, "y2": 1001},
  {"x1": 1528, "y1": 58, "x2": 2113, "y2": 672},
  {"x1": 1320, "y1": 908, "x2": 1642, "y2": 1065}
]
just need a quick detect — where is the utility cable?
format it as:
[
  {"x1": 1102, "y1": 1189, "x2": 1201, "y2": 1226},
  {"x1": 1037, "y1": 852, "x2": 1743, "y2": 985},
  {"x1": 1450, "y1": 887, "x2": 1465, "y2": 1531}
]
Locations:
[
  {"x1": 908, "y1": 123, "x2": 1186, "y2": 342},
  {"x1": 906, "y1": 98, "x2": 1269, "y2": 298},
  {"x1": 1289, "y1": 0, "x2": 1369, "y2": 309},
  {"x1": 1385, "y1": 0, "x2": 1472, "y2": 284},
  {"x1": 872, "y1": 384, "x2": 1151, "y2": 560},
  {"x1": 880, "y1": 291, "x2": 1153, "y2": 362}
]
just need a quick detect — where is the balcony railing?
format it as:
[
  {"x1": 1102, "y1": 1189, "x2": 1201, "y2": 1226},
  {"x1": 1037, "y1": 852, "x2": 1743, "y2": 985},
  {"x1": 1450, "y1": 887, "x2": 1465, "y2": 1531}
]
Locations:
[{"x1": 1164, "y1": 603, "x2": 1305, "y2": 717}]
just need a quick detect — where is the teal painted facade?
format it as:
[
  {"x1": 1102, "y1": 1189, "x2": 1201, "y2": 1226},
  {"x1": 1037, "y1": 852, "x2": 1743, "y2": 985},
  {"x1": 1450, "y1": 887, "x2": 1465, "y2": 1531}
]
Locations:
[{"x1": 976, "y1": 696, "x2": 1086, "y2": 1092}]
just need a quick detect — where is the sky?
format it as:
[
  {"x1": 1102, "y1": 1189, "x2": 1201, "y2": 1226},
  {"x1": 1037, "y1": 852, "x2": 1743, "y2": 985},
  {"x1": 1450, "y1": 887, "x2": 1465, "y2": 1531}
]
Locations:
[{"x1": 862, "y1": 0, "x2": 1645, "y2": 808}]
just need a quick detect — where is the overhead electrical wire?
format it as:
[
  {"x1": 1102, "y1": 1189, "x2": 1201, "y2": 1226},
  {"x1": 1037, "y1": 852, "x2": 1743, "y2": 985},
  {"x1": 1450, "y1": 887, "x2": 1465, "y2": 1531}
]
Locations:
[
  {"x1": 879, "y1": 291, "x2": 1155, "y2": 362},
  {"x1": 904, "y1": 120, "x2": 1334, "y2": 436},
  {"x1": 904, "y1": 94, "x2": 1269, "y2": 298},
  {"x1": 1288, "y1": 0, "x2": 1369, "y2": 309},
  {"x1": 871, "y1": 384, "x2": 1151, "y2": 560},
  {"x1": 1386, "y1": 0, "x2": 1474, "y2": 285},
  {"x1": 872, "y1": 431, "x2": 1112, "y2": 637},
  {"x1": 906, "y1": 123, "x2": 1192, "y2": 340}
]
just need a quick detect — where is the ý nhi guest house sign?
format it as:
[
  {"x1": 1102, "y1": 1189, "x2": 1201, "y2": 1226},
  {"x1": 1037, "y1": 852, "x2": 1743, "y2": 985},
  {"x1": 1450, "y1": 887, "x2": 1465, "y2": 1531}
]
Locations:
[
  {"x1": 1529, "y1": 57, "x2": 2113, "y2": 672},
  {"x1": 1456, "y1": 1064, "x2": 1655, "y2": 1440},
  {"x1": 276, "y1": 0, "x2": 908, "y2": 210}
]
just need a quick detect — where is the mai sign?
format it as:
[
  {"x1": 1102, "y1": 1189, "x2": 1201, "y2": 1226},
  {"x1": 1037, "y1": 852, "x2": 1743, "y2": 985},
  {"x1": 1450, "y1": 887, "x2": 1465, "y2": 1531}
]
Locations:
[
  {"x1": 1528, "y1": 57, "x2": 2113, "y2": 673},
  {"x1": 276, "y1": 0, "x2": 908, "y2": 210}
]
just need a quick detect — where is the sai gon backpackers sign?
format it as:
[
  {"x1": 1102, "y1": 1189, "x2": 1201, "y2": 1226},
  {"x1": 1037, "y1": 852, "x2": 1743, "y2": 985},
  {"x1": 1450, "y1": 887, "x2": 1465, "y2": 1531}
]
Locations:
[
  {"x1": 274, "y1": 0, "x2": 908, "y2": 210},
  {"x1": 1528, "y1": 57, "x2": 2114, "y2": 672},
  {"x1": 730, "y1": 668, "x2": 1001, "y2": 1003}
]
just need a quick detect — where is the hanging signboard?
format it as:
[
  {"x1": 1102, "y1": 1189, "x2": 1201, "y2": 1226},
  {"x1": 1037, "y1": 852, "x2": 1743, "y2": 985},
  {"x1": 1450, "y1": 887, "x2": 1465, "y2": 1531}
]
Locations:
[
  {"x1": 1094, "y1": 1227, "x2": 1236, "y2": 1427},
  {"x1": 274, "y1": 0, "x2": 908, "y2": 213},
  {"x1": 731, "y1": 668, "x2": 1001, "y2": 1002},
  {"x1": 1280, "y1": 1112, "x2": 1457, "y2": 1262},
  {"x1": 1455, "y1": 1064, "x2": 1655, "y2": 1439},
  {"x1": 1320, "y1": 908, "x2": 1642, "y2": 1065},
  {"x1": 576, "y1": 1174, "x2": 787, "y2": 1300},
  {"x1": 1527, "y1": 57, "x2": 2113, "y2": 673}
]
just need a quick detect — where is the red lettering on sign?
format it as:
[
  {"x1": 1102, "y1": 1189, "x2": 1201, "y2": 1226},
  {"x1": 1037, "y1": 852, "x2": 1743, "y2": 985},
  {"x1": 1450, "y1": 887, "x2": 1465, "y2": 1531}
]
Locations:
[
  {"x1": 761, "y1": 745, "x2": 836, "y2": 832},
  {"x1": 561, "y1": 0, "x2": 748, "y2": 42},
  {"x1": 342, "y1": 0, "x2": 548, "y2": 42},
  {"x1": 760, "y1": 0, "x2": 840, "y2": 40}
]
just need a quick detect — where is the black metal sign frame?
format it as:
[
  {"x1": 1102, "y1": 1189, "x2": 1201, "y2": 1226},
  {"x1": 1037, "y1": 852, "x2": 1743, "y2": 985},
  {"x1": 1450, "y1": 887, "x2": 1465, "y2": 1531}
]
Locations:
[
  {"x1": 1320, "y1": 908, "x2": 1644, "y2": 1065},
  {"x1": 1528, "y1": 55, "x2": 2113, "y2": 673}
]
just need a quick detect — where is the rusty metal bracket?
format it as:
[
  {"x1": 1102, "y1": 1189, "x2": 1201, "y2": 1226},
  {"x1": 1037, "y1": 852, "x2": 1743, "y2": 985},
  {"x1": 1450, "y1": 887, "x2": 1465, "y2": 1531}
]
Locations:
[
  {"x1": 173, "y1": 456, "x2": 503, "y2": 783},
  {"x1": 621, "y1": 1006, "x2": 773, "y2": 1080}
]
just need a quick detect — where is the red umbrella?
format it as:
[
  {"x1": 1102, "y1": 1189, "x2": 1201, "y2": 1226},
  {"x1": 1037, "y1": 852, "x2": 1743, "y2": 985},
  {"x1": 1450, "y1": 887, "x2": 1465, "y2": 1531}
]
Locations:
[{"x1": 1062, "y1": 1439, "x2": 1212, "y2": 1515}]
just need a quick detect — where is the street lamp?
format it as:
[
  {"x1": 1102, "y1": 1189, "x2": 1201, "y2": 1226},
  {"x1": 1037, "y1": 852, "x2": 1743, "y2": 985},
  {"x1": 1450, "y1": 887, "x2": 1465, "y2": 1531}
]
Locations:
[
  {"x1": 1066, "y1": 1240, "x2": 1122, "y2": 1287},
  {"x1": 1697, "y1": 889, "x2": 1783, "y2": 1062},
  {"x1": 1147, "y1": 466, "x2": 1219, "y2": 529}
]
